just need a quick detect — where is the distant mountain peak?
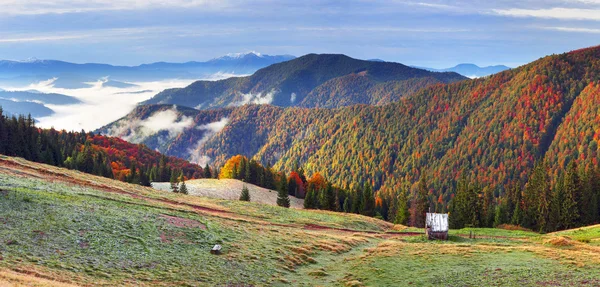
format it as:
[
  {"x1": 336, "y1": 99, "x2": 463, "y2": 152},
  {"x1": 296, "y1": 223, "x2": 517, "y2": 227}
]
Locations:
[{"x1": 214, "y1": 51, "x2": 264, "y2": 60}]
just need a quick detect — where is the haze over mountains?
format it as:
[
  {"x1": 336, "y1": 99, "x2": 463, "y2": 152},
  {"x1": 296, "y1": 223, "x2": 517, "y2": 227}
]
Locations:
[
  {"x1": 100, "y1": 45, "x2": 600, "y2": 204},
  {"x1": 142, "y1": 54, "x2": 466, "y2": 109},
  {"x1": 0, "y1": 52, "x2": 295, "y2": 89},
  {"x1": 0, "y1": 52, "x2": 295, "y2": 130},
  {"x1": 415, "y1": 64, "x2": 511, "y2": 78}
]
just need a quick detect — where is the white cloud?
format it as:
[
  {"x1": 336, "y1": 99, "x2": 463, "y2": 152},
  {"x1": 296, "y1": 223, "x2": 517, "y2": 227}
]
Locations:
[
  {"x1": 0, "y1": 73, "x2": 234, "y2": 131},
  {"x1": 229, "y1": 90, "x2": 276, "y2": 107},
  {"x1": 140, "y1": 108, "x2": 194, "y2": 137},
  {"x1": 493, "y1": 7, "x2": 600, "y2": 21},
  {"x1": 0, "y1": 35, "x2": 87, "y2": 43},
  {"x1": 189, "y1": 117, "x2": 230, "y2": 165},
  {"x1": 196, "y1": 117, "x2": 229, "y2": 133},
  {"x1": 538, "y1": 26, "x2": 600, "y2": 33},
  {"x1": 290, "y1": 92, "x2": 297, "y2": 103},
  {"x1": 0, "y1": 0, "x2": 229, "y2": 15}
]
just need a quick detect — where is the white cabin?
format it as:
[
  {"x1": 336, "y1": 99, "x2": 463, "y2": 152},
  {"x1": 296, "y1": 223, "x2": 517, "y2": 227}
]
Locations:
[{"x1": 425, "y1": 213, "x2": 449, "y2": 240}]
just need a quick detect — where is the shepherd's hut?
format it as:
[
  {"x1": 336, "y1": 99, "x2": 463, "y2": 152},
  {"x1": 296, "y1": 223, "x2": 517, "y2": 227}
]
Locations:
[{"x1": 425, "y1": 213, "x2": 448, "y2": 240}]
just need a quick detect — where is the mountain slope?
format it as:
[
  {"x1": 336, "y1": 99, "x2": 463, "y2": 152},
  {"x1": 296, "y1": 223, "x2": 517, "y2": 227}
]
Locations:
[
  {"x1": 141, "y1": 54, "x2": 467, "y2": 109},
  {"x1": 417, "y1": 63, "x2": 511, "y2": 78},
  {"x1": 0, "y1": 90, "x2": 81, "y2": 117},
  {"x1": 102, "y1": 46, "x2": 600, "y2": 201}
]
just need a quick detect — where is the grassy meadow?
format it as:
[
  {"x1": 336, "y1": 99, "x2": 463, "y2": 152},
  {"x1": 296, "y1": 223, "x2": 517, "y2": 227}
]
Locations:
[{"x1": 1, "y1": 155, "x2": 600, "y2": 286}]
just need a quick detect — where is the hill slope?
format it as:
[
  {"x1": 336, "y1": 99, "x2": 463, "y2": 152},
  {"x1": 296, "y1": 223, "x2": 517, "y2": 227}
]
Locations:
[
  {"x1": 100, "y1": 46, "x2": 600, "y2": 200},
  {"x1": 141, "y1": 53, "x2": 466, "y2": 109},
  {"x1": 152, "y1": 178, "x2": 304, "y2": 208},
  {"x1": 2, "y1": 155, "x2": 600, "y2": 286}
]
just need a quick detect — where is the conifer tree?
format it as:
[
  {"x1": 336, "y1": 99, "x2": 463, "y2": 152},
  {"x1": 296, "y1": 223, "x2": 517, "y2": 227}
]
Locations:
[
  {"x1": 561, "y1": 162, "x2": 580, "y2": 229},
  {"x1": 343, "y1": 197, "x2": 350, "y2": 213},
  {"x1": 204, "y1": 164, "x2": 212, "y2": 178},
  {"x1": 304, "y1": 189, "x2": 316, "y2": 209},
  {"x1": 239, "y1": 184, "x2": 250, "y2": 201},
  {"x1": 410, "y1": 174, "x2": 429, "y2": 228},
  {"x1": 361, "y1": 182, "x2": 375, "y2": 216},
  {"x1": 352, "y1": 188, "x2": 363, "y2": 214},
  {"x1": 395, "y1": 191, "x2": 410, "y2": 225},
  {"x1": 482, "y1": 187, "x2": 495, "y2": 228},
  {"x1": 170, "y1": 170, "x2": 179, "y2": 193},
  {"x1": 180, "y1": 176, "x2": 189, "y2": 195},
  {"x1": 277, "y1": 183, "x2": 290, "y2": 208}
]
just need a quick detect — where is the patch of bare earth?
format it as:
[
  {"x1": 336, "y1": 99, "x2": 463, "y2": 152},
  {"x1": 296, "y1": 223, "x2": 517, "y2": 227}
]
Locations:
[{"x1": 159, "y1": 214, "x2": 206, "y2": 229}]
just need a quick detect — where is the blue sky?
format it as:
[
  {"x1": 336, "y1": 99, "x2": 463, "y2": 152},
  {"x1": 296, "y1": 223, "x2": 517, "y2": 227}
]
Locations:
[{"x1": 0, "y1": 0, "x2": 599, "y2": 68}]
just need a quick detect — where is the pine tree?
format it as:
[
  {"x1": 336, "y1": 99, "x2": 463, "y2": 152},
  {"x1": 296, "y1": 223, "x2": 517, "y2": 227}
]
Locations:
[
  {"x1": 277, "y1": 184, "x2": 290, "y2": 208},
  {"x1": 352, "y1": 188, "x2": 363, "y2": 214},
  {"x1": 361, "y1": 182, "x2": 375, "y2": 216},
  {"x1": 561, "y1": 161, "x2": 580, "y2": 229},
  {"x1": 410, "y1": 174, "x2": 429, "y2": 228},
  {"x1": 204, "y1": 164, "x2": 212, "y2": 178},
  {"x1": 170, "y1": 170, "x2": 179, "y2": 193},
  {"x1": 239, "y1": 185, "x2": 250, "y2": 201},
  {"x1": 482, "y1": 187, "x2": 495, "y2": 228},
  {"x1": 244, "y1": 159, "x2": 251, "y2": 183},
  {"x1": 326, "y1": 183, "x2": 336, "y2": 211},
  {"x1": 180, "y1": 177, "x2": 189, "y2": 195},
  {"x1": 343, "y1": 197, "x2": 350, "y2": 213},
  {"x1": 395, "y1": 191, "x2": 410, "y2": 225},
  {"x1": 548, "y1": 177, "x2": 564, "y2": 232},
  {"x1": 304, "y1": 189, "x2": 317, "y2": 209}
]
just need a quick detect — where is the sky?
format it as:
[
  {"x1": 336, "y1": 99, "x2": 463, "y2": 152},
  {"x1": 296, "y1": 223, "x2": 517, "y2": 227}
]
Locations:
[{"x1": 0, "y1": 0, "x2": 599, "y2": 68}]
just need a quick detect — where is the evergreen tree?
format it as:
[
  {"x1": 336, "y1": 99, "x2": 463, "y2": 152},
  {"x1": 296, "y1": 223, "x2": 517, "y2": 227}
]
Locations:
[
  {"x1": 239, "y1": 184, "x2": 251, "y2": 201},
  {"x1": 482, "y1": 187, "x2": 495, "y2": 228},
  {"x1": 304, "y1": 189, "x2": 317, "y2": 209},
  {"x1": 361, "y1": 182, "x2": 375, "y2": 216},
  {"x1": 277, "y1": 183, "x2": 290, "y2": 208},
  {"x1": 561, "y1": 161, "x2": 580, "y2": 229},
  {"x1": 170, "y1": 170, "x2": 180, "y2": 193},
  {"x1": 548, "y1": 177, "x2": 564, "y2": 232},
  {"x1": 343, "y1": 197, "x2": 350, "y2": 213},
  {"x1": 395, "y1": 191, "x2": 410, "y2": 225},
  {"x1": 410, "y1": 174, "x2": 429, "y2": 228},
  {"x1": 244, "y1": 159, "x2": 251, "y2": 182},
  {"x1": 204, "y1": 164, "x2": 212, "y2": 178},
  {"x1": 180, "y1": 177, "x2": 189, "y2": 195},
  {"x1": 326, "y1": 183, "x2": 336, "y2": 211},
  {"x1": 352, "y1": 188, "x2": 363, "y2": 214}
]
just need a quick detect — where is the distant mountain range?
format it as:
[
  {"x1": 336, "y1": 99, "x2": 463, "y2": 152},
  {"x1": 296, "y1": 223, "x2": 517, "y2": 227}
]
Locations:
[
  {"x1": 0, "y1": 90, "x2": 81, "y2": 118},
  {"x1": 414, "y1": 63, "x2": 511, "y2": 78},
  {"x1": 0, "y1": 52, "x2": 296, "y2": 88},
  {"x1": 141, "y1": 54, "x2": 467, "y2": 109}
]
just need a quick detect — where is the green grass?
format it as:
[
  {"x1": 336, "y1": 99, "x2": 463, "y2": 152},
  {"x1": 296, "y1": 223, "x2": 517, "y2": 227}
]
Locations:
[
  {"x1": 2, "y1": 157, "x2": 600, "y2": 286},
  {"x1": 449, "y1": 227, "x2": 539, "y2": 238},
  {"x1": 0, "y1": 175, "x2": 361, "y2": 286},
  {"x1": 551, "y1": 224, "x2": 600, "y2": 243}
]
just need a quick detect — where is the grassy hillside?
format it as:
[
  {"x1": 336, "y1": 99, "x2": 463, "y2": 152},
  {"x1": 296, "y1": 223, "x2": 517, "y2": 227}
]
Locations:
[
  {"x1": 152, "y1": 178, "x2": 305, "y2": 208},
  {"x1": 2, "y1": 155, "x2": 600, "y2": 286}
]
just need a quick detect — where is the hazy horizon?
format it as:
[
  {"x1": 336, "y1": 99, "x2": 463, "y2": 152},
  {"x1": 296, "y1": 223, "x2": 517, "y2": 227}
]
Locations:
[{"x1": 1, "y1": 1, "x2": 599, "y2": 68}]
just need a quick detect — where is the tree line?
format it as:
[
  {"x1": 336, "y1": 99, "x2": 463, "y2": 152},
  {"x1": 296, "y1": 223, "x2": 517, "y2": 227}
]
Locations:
[{"x1": 0, "y1": 108, "x2": 208, "y2": 187}]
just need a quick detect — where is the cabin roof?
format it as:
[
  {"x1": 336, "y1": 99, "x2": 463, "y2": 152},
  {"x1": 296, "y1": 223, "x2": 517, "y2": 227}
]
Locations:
[{"x1": 426, "y1": 213, "x2": 449, "y2": 232}]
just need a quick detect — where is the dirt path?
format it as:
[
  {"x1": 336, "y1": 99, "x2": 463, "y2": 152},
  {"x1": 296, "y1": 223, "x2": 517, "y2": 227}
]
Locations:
[{"x1": 278, "y1": 239, "x2": 381, "y2": 287}]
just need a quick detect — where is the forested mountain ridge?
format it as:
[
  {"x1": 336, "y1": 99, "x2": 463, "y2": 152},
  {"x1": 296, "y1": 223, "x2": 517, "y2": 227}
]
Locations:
[
  {"x1": 0, "y1": 108, "x2": 206, "y2": 186},
  {"x1": 140, "y1": 54, "x2": 466, "y2": 109},
  {"x1": 102, "y1": 46, "x2": 600, "y2": 207}
]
